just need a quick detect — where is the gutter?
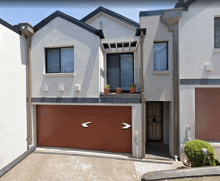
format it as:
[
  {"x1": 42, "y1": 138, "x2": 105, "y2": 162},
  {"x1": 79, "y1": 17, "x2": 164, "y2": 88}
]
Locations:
[
  {"x1": 160, "y1": 8, "x2": 182, "y2": 159},
  {"x1": 19, "y1": 23, "x2": 34, "y2": 149}
]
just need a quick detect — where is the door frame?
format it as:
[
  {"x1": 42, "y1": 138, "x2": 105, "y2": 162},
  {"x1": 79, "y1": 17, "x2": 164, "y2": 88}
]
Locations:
[{"x1": 146, "y1": 101, "x2": 163, "y2": 142}]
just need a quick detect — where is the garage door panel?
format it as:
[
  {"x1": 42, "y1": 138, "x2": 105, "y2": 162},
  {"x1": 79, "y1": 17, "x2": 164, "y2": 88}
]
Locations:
[
  {"x1": 37, "y1": 105, "x2": 132, "y2": 153},
  {"x1": 37, "y1": 106, "x2": 131, "y2": 117},
  {"x1": 195, "y1": 88, "x2": 220, "y2": 141}
]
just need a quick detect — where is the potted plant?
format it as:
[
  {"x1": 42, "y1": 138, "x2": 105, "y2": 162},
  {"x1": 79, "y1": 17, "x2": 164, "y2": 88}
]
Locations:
[
  {"x1": 104, "y1": 84, "x2": 110, "y2": 94},
  {"x1": 116, "y1": 87, "x2": 122, "y2": 94},
  {"x1": 129, "y1": 83, "x2": 136, "y2": 94}
]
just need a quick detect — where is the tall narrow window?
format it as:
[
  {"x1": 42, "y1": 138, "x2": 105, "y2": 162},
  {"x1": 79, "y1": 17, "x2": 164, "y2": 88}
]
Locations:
[
  {"x1": 215, "y1": 17, "x2": 220, "y2": 48},
  {"x1": 46, "y1": 47, "x2": 74, "y2": 73},
  {"x1": 153, "y1": 42, "x2": 168, "y2": 71},
  {"x1": 107, "y1": 53, "x2": 134, "y2": 91}
]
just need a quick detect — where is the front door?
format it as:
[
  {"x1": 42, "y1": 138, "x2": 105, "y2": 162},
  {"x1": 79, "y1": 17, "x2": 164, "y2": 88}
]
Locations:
[{"x1": 147, "y1": 102, "x2": 163, "y2": 141}]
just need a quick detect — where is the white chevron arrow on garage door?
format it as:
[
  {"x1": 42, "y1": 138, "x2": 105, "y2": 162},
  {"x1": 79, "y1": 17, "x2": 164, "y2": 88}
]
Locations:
[
  {"x1": 122, "y1": 123, "x2": 131, "y2": 129},
  {"x1": 82, "y1": 122, "x2": 92, "y2": 128}
]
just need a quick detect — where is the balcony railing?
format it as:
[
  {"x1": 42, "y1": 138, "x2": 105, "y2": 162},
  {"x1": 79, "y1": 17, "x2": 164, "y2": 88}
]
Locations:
[{"x1": 99, "y1": 92, "x2": 142, "y2": 103}]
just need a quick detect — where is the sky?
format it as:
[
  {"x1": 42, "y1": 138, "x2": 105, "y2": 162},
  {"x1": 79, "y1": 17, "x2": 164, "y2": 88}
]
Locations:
[{"x1": 0, "y1": 0, "x2": 178, "y2": 26}]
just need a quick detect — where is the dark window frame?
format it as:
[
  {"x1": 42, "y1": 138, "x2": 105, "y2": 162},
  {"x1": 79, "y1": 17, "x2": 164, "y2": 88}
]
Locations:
[
  {"x1": 107, "y1": 52, "x2": 134, "y2": 92},
  {"x1": 214, "y1": 17, "x2": 220, "y2": 48},
  {"x1": 153, "y1": 41, "x2": 169, "y2": 71},
  {"x1": 45, "y1": 46, "x2": 74, "y2": 73}
]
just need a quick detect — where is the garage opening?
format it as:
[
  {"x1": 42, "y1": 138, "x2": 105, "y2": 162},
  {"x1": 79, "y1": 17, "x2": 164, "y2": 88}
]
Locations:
[
  {"x1": 195, "y1": 88, "x2": 220, "y2": 141},
  {"x1": 36, "y1": 105, "x2": 132, "y2": 153}
]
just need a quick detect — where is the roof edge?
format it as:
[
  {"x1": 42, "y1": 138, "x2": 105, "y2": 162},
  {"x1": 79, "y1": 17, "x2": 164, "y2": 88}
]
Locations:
[
  {"x1": 34, "y1": 10, "x2": 104, "y2": 39},
  {"x1": 81, "y1": 6, "x2": 140, "y2": 28},
  {"x1": 139, "y1": 9, "x2": 165, "y2": 17},
  {"x1": 0, "y1": 18, "x2": 20, "y2": 35},
  {"x1": 174, "y1": 0, "x2": 198, "y2": 11}
]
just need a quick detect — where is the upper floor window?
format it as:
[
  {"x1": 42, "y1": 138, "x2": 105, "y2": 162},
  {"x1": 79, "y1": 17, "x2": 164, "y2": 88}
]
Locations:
[
  {"x1": 153, "y1": 42, "x2": 168, "y2": 71},
  {"x1": 107, "y1": 53, "x2": 134, "y2": 92},
  {"x1": 45, "y1": 47, "x2": 74, "y2": 73},
  {"x1": 214, "y1": 17, "x2": 220, "y2": 48}
]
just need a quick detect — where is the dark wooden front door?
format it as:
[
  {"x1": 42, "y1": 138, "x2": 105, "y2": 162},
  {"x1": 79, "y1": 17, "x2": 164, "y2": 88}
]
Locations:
[{"x1": 147, "y1": 102, "x2": 163, "y2": 141}]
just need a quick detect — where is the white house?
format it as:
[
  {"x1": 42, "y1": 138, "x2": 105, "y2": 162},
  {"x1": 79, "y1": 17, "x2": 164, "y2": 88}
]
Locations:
[
  {"x1": 1, "y1": 0, "x2": 220, "y2": 176},
  {"x1": 177, "y1": 0, "x2": 220, "y2": 160}
]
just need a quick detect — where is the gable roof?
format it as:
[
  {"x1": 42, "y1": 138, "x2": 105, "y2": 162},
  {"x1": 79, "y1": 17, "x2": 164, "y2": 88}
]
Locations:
[
  {"x1": 174, "y1": 0, "x2": 198, "y2": 11},
  {"x1": 34, "y1": 10, "x2": 104, "y2": 39},
  {"x1": 0, "y1": 18, "x2": 20, "y2": 35},
  {"x1": 80, "y1": 6, "x2": 140, "y2": 29}
]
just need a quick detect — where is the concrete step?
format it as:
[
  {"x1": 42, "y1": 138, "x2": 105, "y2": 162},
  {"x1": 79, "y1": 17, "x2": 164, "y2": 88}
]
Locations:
[{"x1": 213, "y1": 147, "x2": 220, "y2": 164}]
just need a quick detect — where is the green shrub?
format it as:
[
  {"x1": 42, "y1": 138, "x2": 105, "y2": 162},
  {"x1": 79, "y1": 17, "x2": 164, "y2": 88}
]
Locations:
[{"x1": 184, "y1": 139, "x2": 216, "y2": 167}]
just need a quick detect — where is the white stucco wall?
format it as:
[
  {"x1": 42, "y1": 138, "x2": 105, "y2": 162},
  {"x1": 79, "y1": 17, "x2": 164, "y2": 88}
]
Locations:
[
  {"x1": 163, "y1": 102, "x2": 169, "y2": 146},
  {"x1": 99, "y1": 46, "x2": 104, "y2": 93},
  {"x1": 134, "y1": 46, "x2": 141, "y2": 92},
  {"x1": 178, "y1": 0, "x2": 220, "y2": 160},
  {"x1": 132, "y1": 104, "x2": 142, "y2": 158},
  {"x1": 31, "y1": 17, "x2": 101, "y2": 98},
  {"x1": 140, "y1": 15, "x2": 173, "y2": 102},
  {"x1": 179, "y1": 0, "x2": 220, "y2": 79},
  {"x1": 0, "y1": 25, "x2": 28, "y2": 169},
  {"x1": 85, "y1": 13, "x2": 137, "y2": 39}
]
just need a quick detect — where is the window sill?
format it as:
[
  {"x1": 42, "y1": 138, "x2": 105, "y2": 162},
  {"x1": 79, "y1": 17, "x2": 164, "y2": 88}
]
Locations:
[
  {"x1": 213, "y1": 48, "x2": 220, "y2": 54},
  {"x1": 43, "y1": 73, "x2": 75, "y2": 78},
  {"x1": 153, "y1": 70, "x2": 170, "y2": 75}
]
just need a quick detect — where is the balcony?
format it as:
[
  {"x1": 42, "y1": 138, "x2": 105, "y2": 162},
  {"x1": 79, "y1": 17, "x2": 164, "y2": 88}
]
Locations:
[{"x1": 99, "y1": 92, "x2": 142, "y2": 104}]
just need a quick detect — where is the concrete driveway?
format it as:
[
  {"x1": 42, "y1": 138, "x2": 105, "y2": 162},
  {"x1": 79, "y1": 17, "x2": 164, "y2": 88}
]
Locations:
[{"x1": 0, "y1": 148, "x2": 183, "y2": 181}]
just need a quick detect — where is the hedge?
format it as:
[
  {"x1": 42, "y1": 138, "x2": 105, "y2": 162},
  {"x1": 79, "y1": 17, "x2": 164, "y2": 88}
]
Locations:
[{"x1": 184, "y1": 139, "x2": 216, "y2": 167}]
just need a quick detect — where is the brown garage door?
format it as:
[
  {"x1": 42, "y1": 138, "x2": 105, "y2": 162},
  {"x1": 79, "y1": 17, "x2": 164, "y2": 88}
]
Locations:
[
  {"x1": 195, "y1": 88, "x2": 220, "y2": 141},
  {"x1": 37, "y1": 105, "x2": 132, "y2": 153}
]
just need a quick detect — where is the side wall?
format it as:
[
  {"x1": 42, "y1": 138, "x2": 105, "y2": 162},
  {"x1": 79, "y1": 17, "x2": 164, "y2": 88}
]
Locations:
[
  {"x1": 86, "y1": 13, "x2": 137, "y2": 39},
  {"x1": 140, "y1": 15, "x2": 173, "y2": 102},
  {"x1": 0, "y1": 25, "x2": 28, "y2": 169},
  {"x1": 178, "y1": 0, "x2": 220, "y2": 160},
  {"x1": 31, "y1": 17, "x2": 101, "y2": 98}
]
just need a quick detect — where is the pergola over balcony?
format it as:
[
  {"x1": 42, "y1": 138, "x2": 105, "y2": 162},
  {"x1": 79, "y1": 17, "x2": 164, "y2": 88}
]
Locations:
[{"x1": 101, "y1": 37, "x2": 140, "y2": 53}]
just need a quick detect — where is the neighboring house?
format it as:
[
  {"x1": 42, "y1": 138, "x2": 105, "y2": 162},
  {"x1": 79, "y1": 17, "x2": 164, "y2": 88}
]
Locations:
[
  {"x1": 177, "y1": 0, "x2": 220, "y2": 160},
  {"x1": 0, "y1": 20, "x2": 29, "y2": 170},
  {"x1": 1, "y1": 0, "x2": 220, "y2": 176}
]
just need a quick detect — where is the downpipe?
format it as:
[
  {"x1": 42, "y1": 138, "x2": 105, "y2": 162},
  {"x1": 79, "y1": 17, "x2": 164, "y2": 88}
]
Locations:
[
  {"x1": 140, "y1": 31, "x2": 146, "y2": 158},
  {"x1": 27, "y1": 36, "x2": 32, "y2": 149}
]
